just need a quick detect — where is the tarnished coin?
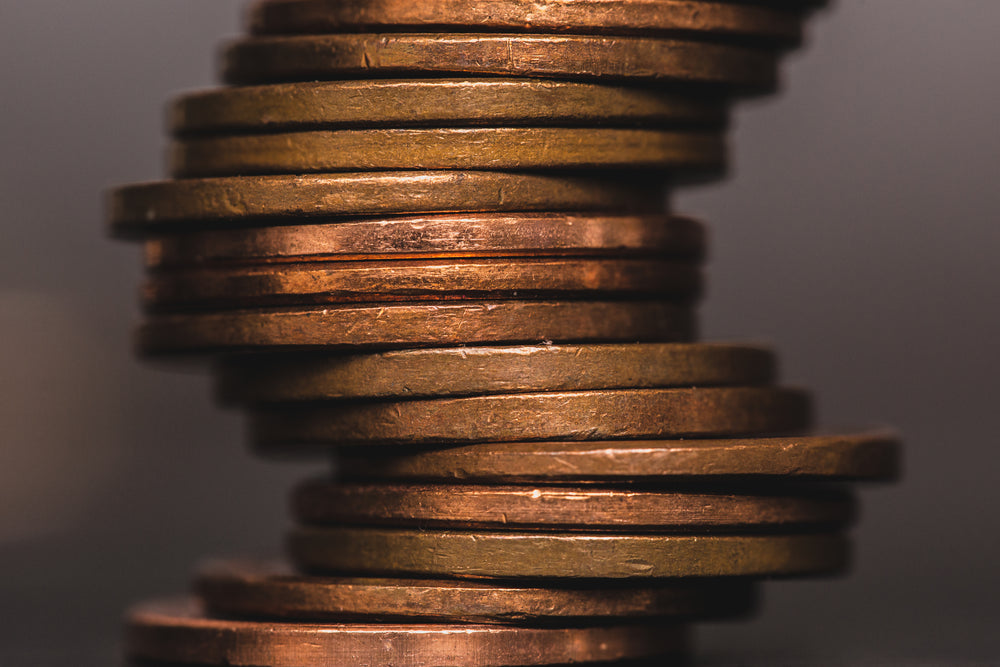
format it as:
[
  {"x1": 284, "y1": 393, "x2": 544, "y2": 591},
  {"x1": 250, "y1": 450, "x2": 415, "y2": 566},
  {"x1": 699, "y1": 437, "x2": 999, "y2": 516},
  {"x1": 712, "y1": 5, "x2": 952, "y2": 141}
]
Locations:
[
  {"x1": 144, "y1": 213, "x2": 706, "y2": 269},
  {"x1": 138, "y1": 301, "x2": 694, "y2": 356},
  {"x1": 293, "y1": 481, "x2": 855, "y2": 531},
  {"x1": 171, "y1": 128, "x2": 724, "y2": 178},
  {"x1": 223, "y1": 34, "x2": 777, "y2": 89},
  {"x1": 126, "y1": 598, "x2": 689, "y2": 666},
  {"x1": 171, "y1": 79, "x2": 727, "y2": 135},
  {"x1": 109, "y1": 172, "x2": 665, "y2": 237},
  {"x1": 143, "y1": 258, "x2": 702, "y2": 311},
  {"x1": 251, "y1": 387, "x2": 810, "y2": 447},
  {"x1": 196, "y1": 559, "x2": 757, "y2": 623},
  {"x1": 217, "y1": 343, "x2": 774, "y2": 403},
  {"x1": 337, "y1": 430, "x2": 902, "y2": 482},
  {"x1": 289, "y1": 527, "x2": 850, "y2": 579},
  {"x1": 249, "y1": 0, "x2": 802, "y2": 44}
]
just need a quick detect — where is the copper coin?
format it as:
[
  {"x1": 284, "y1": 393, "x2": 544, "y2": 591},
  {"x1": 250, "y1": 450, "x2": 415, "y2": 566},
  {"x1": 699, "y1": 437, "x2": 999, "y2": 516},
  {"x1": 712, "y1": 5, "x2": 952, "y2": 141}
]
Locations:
[
  {"x1": 222, "y1": 34, "x2": 777, "y2": 89},
  {"x1": 170, "y1": 128, "x2": 724, "y2": 178},
  {"x1": 293, "y1": 481, "x2": 855, "y2": 531},
  {"x1": 138, "y1": 301, "x2": 694, "y2": 356},
  {"x1": 143, "y1": 213, "x2": 705, "y2": 269},
  {"x1": 217, "y1": 343, "x2": 774, "y2": 404},
  {"x1": 109, "y1": 172, "x2": 665, "y2": 237},
  {"x1": 251, "y1": 387, "x2": 810, "y2": 447},
  {"x1": 289, "y1": 527, "x2": 850, "y2": 579},
  {"x1": 126, "y1": 598, "x2": 689, "y2": 666},
  {"x1": 170, "y1": 79, "x2": 727, "y2": 135},
  {"x1": 196, "y1": 559, "x2": 757, "y2": 622},
  {"x1": 143, "y1": 258, "x2": 701, "y2": 311},
  {"x1": 337, "y1": 430, "x2": 902, "y2": 482}
]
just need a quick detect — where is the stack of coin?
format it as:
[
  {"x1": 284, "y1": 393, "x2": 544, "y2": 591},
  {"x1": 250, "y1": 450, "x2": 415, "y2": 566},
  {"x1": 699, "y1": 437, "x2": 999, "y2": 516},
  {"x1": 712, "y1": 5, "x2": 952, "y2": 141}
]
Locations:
[{"x1": 110, "y1": 1, "x2": 901, "y2": 665}]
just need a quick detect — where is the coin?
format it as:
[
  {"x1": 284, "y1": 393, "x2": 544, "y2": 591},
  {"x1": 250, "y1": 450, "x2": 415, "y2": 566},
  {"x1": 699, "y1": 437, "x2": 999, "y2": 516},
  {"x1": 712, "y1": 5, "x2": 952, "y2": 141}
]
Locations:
[
  {"x1": 336, "y1": 430, "x2": 901, "y2": 482},
  {"x1": 143, "y1": 258, "x2": 702, "y2": 311},
  {"x1": 170, "y1": 128, "x2": 724, "y2": 178},
  {"x1": 222, "y1": 34, "x2": 777, "y2": 89},
  {"x1": 126, "y1": 598, "x2": 689, "y2": 666},
  {"x1": 196, "y1": 559, "x2": 757, "y2": 623},
  {"x1": 289, "y1": 527, "x2": 850, "y2": 578},
  {"x1": 143, "y1": 213, "x2": 705, "y2": 269},
  {"x1": 138, "y1": 301, "x2": 695, "y2": 356},
  {"x1": 249, "y1": 0, "x2": 802, "y2": 44},
  {"x1": 170, "y1": 79, "x2": 727, "y2": 135},
  {"x1": 109, "y1": 172, "x2": 666, "y2": 237},
  {"x1": 293, "y1": 481, "x2": 855, "y2": 531},
  {"x1": 251, "y1": 387, "x2": 810, "y2": 447},
  {"x1": 216, "y1": 343, "x2": 774, "y2": 403}
]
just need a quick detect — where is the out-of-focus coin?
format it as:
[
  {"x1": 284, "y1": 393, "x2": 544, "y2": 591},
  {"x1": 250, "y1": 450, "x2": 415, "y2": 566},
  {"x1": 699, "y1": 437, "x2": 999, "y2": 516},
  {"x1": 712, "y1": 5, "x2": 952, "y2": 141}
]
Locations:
[
  {"x1": 222, "y1": 34, "x2": 777, "y2": 89},
  {"x1": 289, "y1": 527, "x2": 850, "y2": 578},
  {"x1": 196, "y1": 559, "x2": 758, "y2": 623},
  {"x1": 126, "y1": 598, "x2": 689, "y2": 666},
  {"x1": 251, "y1": 387, "x2": 810, "y2": 446},
  {"x1": 216, "y1": 343, "x2": 774, "y2": 403}
]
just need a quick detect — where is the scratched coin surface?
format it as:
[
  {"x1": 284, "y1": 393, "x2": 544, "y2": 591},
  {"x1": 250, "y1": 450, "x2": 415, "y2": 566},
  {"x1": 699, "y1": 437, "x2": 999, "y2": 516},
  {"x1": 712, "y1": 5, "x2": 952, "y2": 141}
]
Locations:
[
  {"x1": 196, "y1": 559, "x2": 758, "y2": 623},
  {"x1": 251, "y1": 387, "x2": 810, "y2": 447},
  {"x1": 126, "y1": 598, "x2": 689, "y2": 666},
  {"x1": 290, "y1": 528, "x2": 850, "y2": 579},
  {"x1": 223, "y1": 34, "x2": 777, "y2": 89}
]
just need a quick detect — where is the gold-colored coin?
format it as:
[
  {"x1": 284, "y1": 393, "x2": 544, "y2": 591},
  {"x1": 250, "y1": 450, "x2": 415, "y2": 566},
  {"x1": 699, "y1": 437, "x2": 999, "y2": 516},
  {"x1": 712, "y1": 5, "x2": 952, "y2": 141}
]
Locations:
[
  {"x1": 252, "y1": 387, "x2": 810, "y2": 447},
  {"x1": 222, "y1": 33, "x2": 777, "y2": 89},
  {"x1": 289, "y1": 527, "x2": 850, "y2": 579},
  {"x1": 217, "y1": 343, "x2": 774, "y2": 403}
]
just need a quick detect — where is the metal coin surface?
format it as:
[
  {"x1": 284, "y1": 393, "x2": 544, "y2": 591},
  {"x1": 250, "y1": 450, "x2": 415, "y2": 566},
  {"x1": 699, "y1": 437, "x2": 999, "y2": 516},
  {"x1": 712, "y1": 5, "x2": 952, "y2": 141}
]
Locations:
[
  {"x1": 217, "y1": 343, "x2": 774, "y2": 403},
  {"x1": 138, "y1": 301, "x2": 694, "y2": 356},
  {"x1": 293, "y1": 481, "x2": 855, "y2": 531},
  {"x1": 171, "y1": 79, "x2": 727, "y2": 135},
  {"x1": 170, "y1": 128, "x2": 724, "y2": 178},
  {"x1": 196, "y1": 559, "x2": 757, "y2": 622},
  {"x1": 289, "y1": 527, "x2": 850, "y2": 579},
  {"x1": 109, "y1": 172, "x2": 665, "y2": 237},
  {"x1": 249, "y1": 0, "x2": 801, "y2": 44},
  {"x1": 251, "y1": 387, "x2": 810, "y2": 447},
  {"x1": 143, "y1": 258, "x2": 701, "y2": 311},
  {"x1": 222, "y1": 34, "x2": 777, "y2": 89},
  {"x1": 126, "y1": 598, "x2": 689, "y2": 666},
  {"x1": 143, "y1": 213, "x2": 705, "y2": 269},
  {"x1": 337, "y1": 430, "x2": 902, "y2": 482}
]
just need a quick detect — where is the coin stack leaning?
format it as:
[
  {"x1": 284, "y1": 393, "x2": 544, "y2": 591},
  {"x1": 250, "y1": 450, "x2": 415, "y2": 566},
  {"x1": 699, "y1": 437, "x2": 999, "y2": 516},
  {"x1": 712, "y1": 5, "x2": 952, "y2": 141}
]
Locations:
[{"x1": 110, "y1": 1, "x2": 901, "y2": 665}]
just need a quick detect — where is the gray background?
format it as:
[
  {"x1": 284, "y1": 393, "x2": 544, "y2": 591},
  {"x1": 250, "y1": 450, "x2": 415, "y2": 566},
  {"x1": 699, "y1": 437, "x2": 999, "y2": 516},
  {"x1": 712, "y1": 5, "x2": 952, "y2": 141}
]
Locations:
[{"x1": 1, "y1": 1, "x2": 998, "y2": 664}]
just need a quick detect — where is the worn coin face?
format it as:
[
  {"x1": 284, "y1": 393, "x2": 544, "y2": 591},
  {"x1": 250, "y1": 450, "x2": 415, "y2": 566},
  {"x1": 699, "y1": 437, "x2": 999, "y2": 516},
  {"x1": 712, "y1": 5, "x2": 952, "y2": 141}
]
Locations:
[
  {"x1": 196, "y1": 559, "x2": 758, "y2": 623},
  {"x1": 289, "y1": 527, "x2": 850, "y2": 579},
  {"x1": 336, "y1": 430, "x2": 901, "y2": 482},
  {"x1": 216, "y1": 343, "x2": 773, "y2": 403},
  {"x1": 126, "y1": 598, "x2": 689, "y2": 666},
  {"x1": 222, "y1": 34, "x2": 777, "y2": 89},
  {"x1": 251, "y1": 387, "x2": 810, "y2": 447}
]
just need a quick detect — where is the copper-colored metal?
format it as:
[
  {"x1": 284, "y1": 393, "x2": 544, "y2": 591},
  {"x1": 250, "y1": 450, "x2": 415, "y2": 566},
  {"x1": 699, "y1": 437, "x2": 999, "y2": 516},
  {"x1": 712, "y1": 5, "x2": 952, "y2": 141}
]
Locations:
[
  {"x1": 249, "y1": 0, "x2": 802, "y2": 44},
  {"x1": 126, "y1": 598, "x2": 689, "y2": 666},
  {"x1": 293, "y1": 481, "x2": 855, "y2": 531},
  {"x1": 217, "y1": 343, "x2": 774, "y2": 403},
  {"x1": 289, "y1": 527, "x2": 850, "y2": 579},
  {"x1": 170, "y1": 79, "x2": 727, "y2": 135},
  {"x1": 144, "y1": 258, "x2": 701, "y2": 311},
  {"x1": 251, "y1": 387, "x2": 810, "y2": 447},
  {"x1": 196, "y1": 559, "x2": 758, "y2": 623},
  {"x1": 337, "y1": 430, "x2": 902, "y2": 482},
  {"x1": 222, "y1": 34, "x2": 777, "y2": 89},
  {"x1": 138, "y1": 301, "x2": 695, "y2": 356},
  {"x1": 143, "y1": 213, "x2": 705, "y2": 269},
  {"x1": 171, "y1": 128, "x2": 724, "y2": 178},
  {"x1": 109, "y1": 172, "x2": 665, "y2": 237}
]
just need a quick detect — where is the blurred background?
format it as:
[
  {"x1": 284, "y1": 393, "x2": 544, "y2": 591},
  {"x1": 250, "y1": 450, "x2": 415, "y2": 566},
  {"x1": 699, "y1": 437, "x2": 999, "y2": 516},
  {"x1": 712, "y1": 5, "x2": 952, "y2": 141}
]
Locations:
[{"x1": 1, "y1": 1, "x2": 998, "y2": 664}]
